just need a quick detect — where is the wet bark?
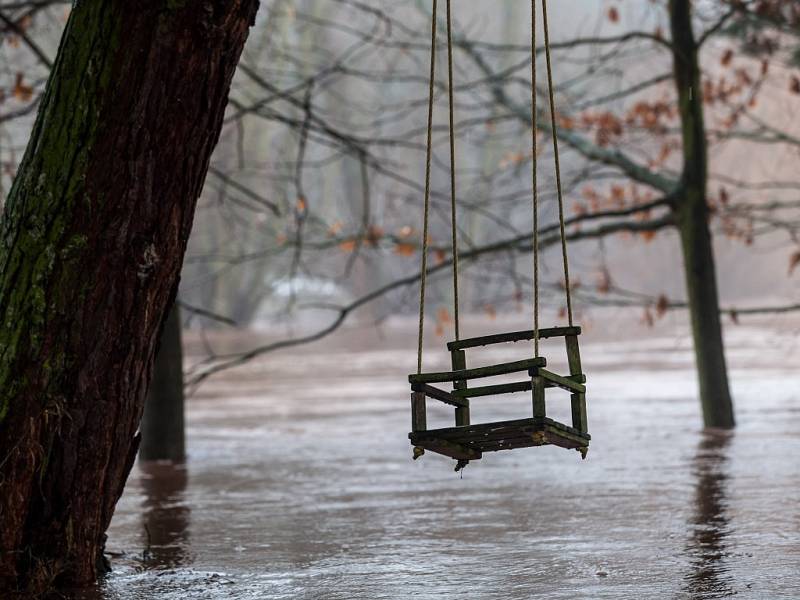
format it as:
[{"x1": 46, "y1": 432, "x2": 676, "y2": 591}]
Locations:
[
  {"x1": 670, "y1": 0, "x2": 735, "y2": 428},
  {"x1": 0, "y1": 0, "x2": 258, "y2": 593},
  {"x1": 140, "y1": 304, "x2": 185, "y2": 463}
]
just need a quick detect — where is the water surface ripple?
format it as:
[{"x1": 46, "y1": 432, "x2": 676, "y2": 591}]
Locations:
[{"x1": 81, "y1": 321, "x2": 799, "y2": 599}]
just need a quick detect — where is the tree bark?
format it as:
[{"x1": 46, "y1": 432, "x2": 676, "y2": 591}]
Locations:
[
  {"x1": 670, "y1": 0, "x2": 735, "y2": 428},
  {"x1": 139, "y1": 304, "x2": 185, "y2": 463},
  {"x1": 0, "y1": 0, "x2": 258, "y2": 592}
]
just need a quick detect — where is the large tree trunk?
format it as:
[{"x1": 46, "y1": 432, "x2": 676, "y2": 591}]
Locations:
[
  {"x1": 670, "y1": 0, "x2": 735, "y2": 428},
  {"x1": 139, "y1": 304, "x2": 185, "y2": 463},
  {"x1": 0, "y1": 1, "x2": 258, "y2": 593}
]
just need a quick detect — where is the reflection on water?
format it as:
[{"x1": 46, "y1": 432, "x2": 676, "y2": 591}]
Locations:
[
  {"x1": 139, "y1": 462, "x2": 191, "y2": 568},
  {"x1": 91, "y1": 321, "x2": 800, "y2": 599},
  {"x1": 684, "y1": 431, "x2": 733, "y2": 599}
]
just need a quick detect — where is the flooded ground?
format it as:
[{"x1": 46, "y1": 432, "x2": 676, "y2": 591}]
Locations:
[{"x1": 80, "y1": 315, "x2": 799, "y2": 599}]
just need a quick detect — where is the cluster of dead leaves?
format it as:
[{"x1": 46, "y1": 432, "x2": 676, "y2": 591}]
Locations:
[
  {"x1": 570, "y1": 101, "x2": 678, "y2": 149},
  {"x1": 720, "y1": 25, "x2": 800, "y2": 97},
  {"x1": 577, "y1": 183, "x2": 654, "y2": 214},
  {"x1": 335, "y1": 224, "x2": 386, "y2": 253},
  {"x1": 332, "y1": 223, "x2": 440, "y2": 259},
  {"x1": 2, "y1": 14, "x2": 33, "y2": 50},
  {"x1": 703, "y1": 66, "x2": 765, "y2": 112},
  {"x1": 738, "y1": 0, "x2": 800, "y2": 24},
  {"x1": 624, "y1": 101, "x2": 676, "y2": 134},
  {"x1": 0, "y1": 73, "x2": 33, "y2": 105},
  {"x1": 578, "y1": 111, "x2": 623, "y2": 147},
  {"x1": 434, "y1": 306, "x2": 453, "y2": 337},
  {"x1": 642, "y1": 294, "x2": 670, "y2": 327},
  {"x1": 719, "y1": 213, "x2": 754, "y2": 247},
  {"x1": 573, "y1": 184, "x2": 661, "y2": 242}
]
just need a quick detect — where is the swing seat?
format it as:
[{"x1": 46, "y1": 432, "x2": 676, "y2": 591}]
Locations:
[{"x1": 408, "y1": 326, "x2": 589, "y2": 468}]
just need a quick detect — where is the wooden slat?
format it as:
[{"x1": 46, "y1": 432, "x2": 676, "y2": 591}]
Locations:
[
  {"x1": 451, "y1": 374, "x2": 586, "y2": 398},
  {"x1": 441, "y1": 421, "x2": 536, "y2": 443},
  {"x1": 411, "y1": 392, "x2": 426, "y2": 432},
  {"x1": 409, "y1": 417, "x2": 590, "y2": 458},
  {"x1": 408, "y1": 357, "x2": 546, "y2": 385},
  {"x1": 453, "y1": 380, "x2": 532, "y2": 398},
  {"x1": 532, "y1": 375, "x2": 546, "y2": 418},
  {"x1": 410, "y1": 383, "x2": 468, "y2": 408},
  {"x1": 565, "y1": 334, "x2": 588, "y2": 434},
  {"x1": 565, "y1": 335, "x2": 583, "y2": 374},
  {"x1": 451, "y1": 349, "x2": 470, "y2": 426},
  {"x1": 541, "y1": 427, "x2": 589, "y2": 450},
  {"x1": 427, "y1": 417, "x2": 587, "y2": 442},
  {"x1": 536, "y1": 368, "x2": 586, "y2": 393},
  {"x1": 446, "y1": 326, "x2": 581, "y2": 351},
  {"x1": 408, "y1": 436, "x2": 482, "y2": 461}
]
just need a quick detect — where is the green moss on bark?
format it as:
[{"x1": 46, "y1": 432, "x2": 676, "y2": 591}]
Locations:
[
  {"x1": 0, "y1": 0, "x2": 259, "y2": 589},
  {"x1": 0, "y1": 3, "x2": 123, "y2": 428}
]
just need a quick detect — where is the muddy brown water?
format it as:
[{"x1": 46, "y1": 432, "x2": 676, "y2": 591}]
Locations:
[{"x1": 74, "y1": 317, "x2": 799, "y2": 599}]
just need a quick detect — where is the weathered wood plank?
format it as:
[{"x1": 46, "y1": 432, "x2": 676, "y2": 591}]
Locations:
[
  {"x1": 571, "y1": 392, "x2": 588, "y2": 434},
  {"x1": 451, "y1": 374, "x2": 586, "y2": 398},
  {"x1": 451, "y1": 349, "x2": 470, "y2": 426},
  {"x1": 565, "y1": 334, "x2": 588, "y2": 433},
  {"x1": 453, "y1": 380, "x2": 533, "y2": 398},
  {"x1": 408, "y1": 357, "x2": 546, "y2": 384},
  {"x1": 411, "y1": 391, "x2": 426, "y2": 432},
  {"x1": 409, "y1": 417, "x2": 590, "y2": 458},
  {"x1": 532, "y1": 375, "x2": 546, "y2": 418},
  {"x1": 446, "y1": 326, "x2": 581, "y2": 351},
  {"x1": 425, "y1": 416, "x2": 588, "y2": 441},
  {"x1": 535, "y1": 368, "x2": 587, "y2": 393},
  {"x1": 408, "y1": 435, "x2": 482, "y2": 460},
  {"x1": 410, "y1": 383, "x2": 468, "y2": 408},
  {"x1": 565, "y1": 334, "x2": 583, "y2": 374}
]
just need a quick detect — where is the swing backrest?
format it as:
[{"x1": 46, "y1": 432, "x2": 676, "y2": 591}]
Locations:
[
  {"x1": 445, "y1": 326, "x2": 586, "y2": 433},
  {"x1": 446, "y1": 326, "x2": 581, "y2": 353},
  {"x1": 445, "y1": 326, "x2": 583, "y2": 395}
]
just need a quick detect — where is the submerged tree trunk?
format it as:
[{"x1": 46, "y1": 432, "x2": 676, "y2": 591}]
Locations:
[
  {"x1": 0, "y1": 1, "x2": 258, "y2": 592},
  {"x1": 140, "y1": 304, "x2": 185, "y2": 463},
  {"x1": 670, "y1": 0, "x2": 735, "y2": 428}
]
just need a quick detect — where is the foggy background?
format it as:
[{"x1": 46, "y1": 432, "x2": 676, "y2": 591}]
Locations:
[{"x1": 3, "y1": 0, "x2": 797, "y2": 349}]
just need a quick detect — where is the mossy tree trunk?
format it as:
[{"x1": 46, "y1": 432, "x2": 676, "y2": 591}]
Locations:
[
  {"x1": 0, "y1": 0, "x2": 258, "y2": 592},
  {"x1": 140, "y1": 304, "x2": 185, "y2": 463},
  {"x1": 670, "y1": 0, "x2": 735, "y2": 428}
]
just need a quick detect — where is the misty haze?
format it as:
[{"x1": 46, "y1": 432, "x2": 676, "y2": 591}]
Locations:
[{"x1": 0, "y1": 1, "x2": 798, "y2": 599}]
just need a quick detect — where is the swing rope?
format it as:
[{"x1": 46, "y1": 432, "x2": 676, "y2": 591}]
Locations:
[
  {"x1": 417, "y1": 0, "x2": 460, "y2": 374},
  {"x1": 541, "y1": 0, "x2": 574, "y2": 327},
  {"x1": 417, "y1": 0, "x2": 573, "y2": 375},
  {"x1": 530, "y1": 0, "x2": 540, "y2": 358},
  {"x1": 446, "y1": 0, "x2": 460, "y2": 343},
  {"x1": 417, "y1": 0, "x2": 438, "y2": 375}
]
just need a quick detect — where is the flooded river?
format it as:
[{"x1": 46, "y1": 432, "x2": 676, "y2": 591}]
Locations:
[{"x1": 79, "y1": 316, "x2": 800, "y2": 599}]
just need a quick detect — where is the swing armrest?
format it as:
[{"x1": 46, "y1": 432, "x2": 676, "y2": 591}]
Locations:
[
  {"x1": 533, "y1": 368, "x2": 586, "y2": 394},
  {"x1": 408, "y1": 357, "x2": 546, "y2": 385},
  {"x1": 410, "y1": 383, "x2": 468, "y2": 407},
  {"x1": 451, "y1": 373, "x2": 586, "y2": 398},
  {"x1": 446, "y1": 326, "x2": 581, "y2": 351}
]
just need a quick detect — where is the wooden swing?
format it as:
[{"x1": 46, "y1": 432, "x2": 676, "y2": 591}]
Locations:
[{"x1": 408, "y1": 0, "x2": 589, "y2": 470}]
